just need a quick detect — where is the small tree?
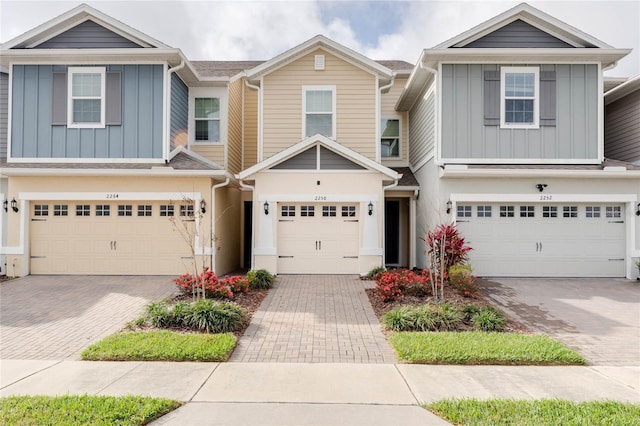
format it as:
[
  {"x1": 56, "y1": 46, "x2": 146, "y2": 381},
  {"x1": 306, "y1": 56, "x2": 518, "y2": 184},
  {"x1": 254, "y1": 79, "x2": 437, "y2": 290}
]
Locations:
[{"x1": 424, "y1": 223, "x2": 473, "y2": 301}]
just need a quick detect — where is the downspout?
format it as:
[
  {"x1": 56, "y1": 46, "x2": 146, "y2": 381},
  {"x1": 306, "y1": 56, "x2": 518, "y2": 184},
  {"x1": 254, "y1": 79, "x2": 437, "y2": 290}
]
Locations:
[
  {"x1": 165, "y1": 61, "x2": 185, "y2": 163},
  {"x1": 210, "y1": 176, "x2": 230, "y2": 272}
]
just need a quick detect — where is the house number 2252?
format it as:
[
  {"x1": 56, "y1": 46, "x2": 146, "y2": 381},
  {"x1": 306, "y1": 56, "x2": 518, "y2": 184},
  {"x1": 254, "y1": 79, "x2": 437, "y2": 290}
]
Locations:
[{"x1": 106, "y1": 193, "x2": 119, "y2": 199}]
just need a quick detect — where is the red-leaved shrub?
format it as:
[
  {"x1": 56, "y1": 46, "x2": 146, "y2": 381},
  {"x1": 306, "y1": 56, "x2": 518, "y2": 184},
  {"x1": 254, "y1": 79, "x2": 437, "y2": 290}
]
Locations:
[
  {"x1": 376, "y1": 269, "x2": 431, "y2": 302},
  {"x1": 424, "y1": 224, "x2": 473, "y2": 272}
]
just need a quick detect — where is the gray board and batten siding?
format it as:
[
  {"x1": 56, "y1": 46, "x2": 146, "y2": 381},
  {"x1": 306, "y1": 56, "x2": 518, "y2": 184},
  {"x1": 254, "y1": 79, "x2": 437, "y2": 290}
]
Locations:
[
  {"x1": 33, "y1": 20, "x2": 142, "y2": 49},
  {"x1": 462, "y1": 19, "x2": 576, "y2": 48},
  {"x1": 170, "y1": 74, "x2": 189, "y2": 150},
  {"x1": 11, "y1": 64, "x2": 164, "y2": 160},
  {"x1": 272, "y1": 146, "x2": 365, "y2": 170},
  {"x1": 605, "y1": 88, "x2": 640, "y2": 163},
  {"x1": 408, "y1": 75, "x2": 436, "y2": 167},
  {"x1": 0, "y1": 72, "x2": 7, "y2": 161},
  {"x1": 440, "y1": 64, "x2": 598, "y2": 162}
]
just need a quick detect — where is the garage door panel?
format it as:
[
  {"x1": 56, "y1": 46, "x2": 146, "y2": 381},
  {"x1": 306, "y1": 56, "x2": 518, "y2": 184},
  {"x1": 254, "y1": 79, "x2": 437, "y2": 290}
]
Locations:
[
  {"x1": 30, "y1": 201, "x2": 193, "y2": 275},
  {"x1": 457, "y1": 203, "x2": 626, "y2": 277}
]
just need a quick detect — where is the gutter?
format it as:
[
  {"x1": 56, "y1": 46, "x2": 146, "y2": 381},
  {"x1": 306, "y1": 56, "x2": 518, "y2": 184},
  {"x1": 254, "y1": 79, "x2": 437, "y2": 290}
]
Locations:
[{"x1": 440, "y1": 167, "x2": 640, "y2": 179}]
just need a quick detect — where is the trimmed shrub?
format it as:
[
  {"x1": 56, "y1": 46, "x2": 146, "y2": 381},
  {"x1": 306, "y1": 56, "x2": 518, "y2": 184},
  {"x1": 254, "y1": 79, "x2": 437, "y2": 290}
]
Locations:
[
  {"x1": 366, "y1": 266, "x2": 387, "y2": 281},
  {"x1": 449, "y1": 264, "x2": 480, "y2": 297},
  {"x1": 376, "y1": 269, "x2": 430, "y2": 302},
  {"x1": 185, "y1": 300, "x2": 247, "y2": 333},
  {"x1": 223, "y1": 275, "x2": 250, "y2": 294},
  {"x1": 247, "y1": 269, "x2": 274, "y2": 289},
  {"x1": 472, "y1": 307, "x2": 506, "y2": 332},
  {"x1": 424, "y1": 224, "x2": 473, "y2": 272}
]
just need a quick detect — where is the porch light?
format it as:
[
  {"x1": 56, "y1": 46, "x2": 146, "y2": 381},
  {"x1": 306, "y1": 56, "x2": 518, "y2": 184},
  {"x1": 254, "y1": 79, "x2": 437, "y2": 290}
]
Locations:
[
  {"x1": 636, "y1": 203, "x2": 640, "y2": 217},
  {"x1": 11, "y1": 198, "x2": 18, "y2": 213},
  {"x1": 263, "y1": 201, "x2": 269, "y2": 215},
  {"x1": 2, "y1": 199, "x2": 6, "y2": 212},
  {"x1": 368, "y1": 201, "x2": 373, "y2": 216},
  {"x1": 446, "y1": 200, "x2": 452, "y2": 214},
  {"x1": 200, "y1": 200, "x2": 207, "y2": 214}
]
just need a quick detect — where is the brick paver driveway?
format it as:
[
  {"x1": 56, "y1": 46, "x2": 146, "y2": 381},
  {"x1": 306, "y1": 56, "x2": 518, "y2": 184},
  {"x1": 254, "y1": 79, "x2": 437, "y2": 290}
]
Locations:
[
  {"x1": 0, "y1": 276, "x2": 176, "y2": 360},
  {"x1": 231, "y1": 275, "x2": 396, "y2": 363},
  {"x1": 484, "y1": 278, "x2": 640, "y2": 366}
]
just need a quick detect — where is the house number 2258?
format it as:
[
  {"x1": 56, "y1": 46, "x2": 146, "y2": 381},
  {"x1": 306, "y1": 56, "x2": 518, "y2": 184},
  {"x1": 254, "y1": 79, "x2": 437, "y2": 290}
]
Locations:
[
  {"x1": 314, "y1": 195, "x2": 327, "y2": 201},
  {"x1": 106, "y1": 193, "x2": 119, "y2": 199}
]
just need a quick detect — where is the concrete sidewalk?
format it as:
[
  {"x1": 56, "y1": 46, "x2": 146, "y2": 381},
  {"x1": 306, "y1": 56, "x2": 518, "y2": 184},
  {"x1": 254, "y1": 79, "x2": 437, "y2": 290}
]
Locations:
[{"x1": 1, "y1": 360, "x2": 638, "y2": 425}]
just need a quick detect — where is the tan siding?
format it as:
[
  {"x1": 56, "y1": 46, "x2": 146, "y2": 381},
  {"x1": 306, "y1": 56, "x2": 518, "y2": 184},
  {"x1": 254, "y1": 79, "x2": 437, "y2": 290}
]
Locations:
[
  {"x1": 191, "y1": 144, "x2": 225, "y2": 166},
  {"x1": 227, "y1": 78, "x2": 243, "y2": 174},
  {"x1": 381, "y1": 77, "x2": 408, "y2": 165},
  {"x1": 262, "y1": 49, "x2": 377, "y2": 160},
  {"x1": 244, "y1": 83, "x2": 258, "y2": 168}
]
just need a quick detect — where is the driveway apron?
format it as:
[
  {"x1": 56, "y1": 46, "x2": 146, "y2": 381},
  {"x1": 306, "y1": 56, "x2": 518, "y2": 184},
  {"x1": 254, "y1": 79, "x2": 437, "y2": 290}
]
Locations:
[
  {"x1": 231, "y1": 275, "x2": 396, "y2": 363},
  {"x1": 483, "y1": 278, "x2": 640, "y2": 366},
  {"x1": 0, "y1": 276, "x2": 176, "y2": 360}
]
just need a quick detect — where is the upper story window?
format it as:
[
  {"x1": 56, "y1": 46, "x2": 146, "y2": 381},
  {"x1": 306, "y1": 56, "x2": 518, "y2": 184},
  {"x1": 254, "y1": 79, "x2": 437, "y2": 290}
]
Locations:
[
  {"x1": 195, "y1": 98, "x2": 220, "y2": 142},
  {"x1": 189, "y1": 87, "x2": 227, "y2": 146},
  {"x1": 303, "y1": 86, "x2": 335, "y2": 139},
  {"x1": 500, "y1": 67, "x2": 539, "y2": 129},
  {"x1": 381, "y1": 118, "x2": 400, "y2": 158},
  {"x1": 67, "y1": 67, "x2": 106, "y2": 128}
]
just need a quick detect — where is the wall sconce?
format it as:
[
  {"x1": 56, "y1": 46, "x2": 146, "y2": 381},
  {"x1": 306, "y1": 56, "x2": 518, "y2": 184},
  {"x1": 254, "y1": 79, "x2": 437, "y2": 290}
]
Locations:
[
  {"x1": 2, "y1": 199, "x2": 7, "y2": 212},
  {"x1": 536, "y1": 184, "x2": 548, "y2": 192},
  {"x1": 446, "y1": 200, "x2": 452, "y2": 214},
  {"x1": 368, "y1": 201, "x2": 373, "y2": 216},
  {"x1": 200, "y1": 200, "x2": 206, "y2": 214},
  {"x1": 263, "y1": 201, "x2": 269, "y2": 215},
  {"x1": 11, "y1": 198, "x2": 18, "y2": 213},
  {"x1": 636, "y1": 203, "x2": 640, "y2": 217}
]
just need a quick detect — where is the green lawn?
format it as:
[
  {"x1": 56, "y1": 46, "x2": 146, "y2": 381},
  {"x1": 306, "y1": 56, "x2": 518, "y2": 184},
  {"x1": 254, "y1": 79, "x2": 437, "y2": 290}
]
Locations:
[
  {"x1": 389, "y1": 331, "x2": 586, "y2": 365},
  {"x1": 426, "y1": 398, "x2": 640, "y2": 426},
  {"x1": 0, "y1": 395, "x2": 180, "y2": 426},
  {"x1": 81, "y1": 330, "x2": 236, "y2": 361}
]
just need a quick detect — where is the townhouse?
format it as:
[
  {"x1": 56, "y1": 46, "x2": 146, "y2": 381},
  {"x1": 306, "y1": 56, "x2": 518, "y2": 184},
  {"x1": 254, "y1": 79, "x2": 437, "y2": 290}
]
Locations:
[{"x1": 1, "y1": 3, "x2": 638, "y2": 279}]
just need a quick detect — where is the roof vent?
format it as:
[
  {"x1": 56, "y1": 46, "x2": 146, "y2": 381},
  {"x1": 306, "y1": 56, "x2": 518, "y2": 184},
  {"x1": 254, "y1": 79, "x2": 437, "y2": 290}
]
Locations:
[{"x1": 314, "y1": 55, "x2": 325, "y2": 70}]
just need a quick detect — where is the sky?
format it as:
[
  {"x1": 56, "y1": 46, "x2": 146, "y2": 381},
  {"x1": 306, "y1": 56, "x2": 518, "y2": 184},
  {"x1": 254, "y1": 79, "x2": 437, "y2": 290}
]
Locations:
[{"x1": 1, "y1": 0, "x2": 638, "y2": 77}]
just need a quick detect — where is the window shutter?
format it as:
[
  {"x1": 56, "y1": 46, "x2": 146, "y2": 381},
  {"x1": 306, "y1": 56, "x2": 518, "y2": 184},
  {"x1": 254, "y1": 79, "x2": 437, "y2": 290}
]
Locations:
[
  {"x1": 484, "y1": 70, "x2": 500, "y2": 126},
  {"x1": 51, "y1": 72, "x2": 67, "y2": 125},
  {"x1": 540, "y1": 71, "x2": 556, "y2": 126},
  {"x1": 105, "y1": 71, "x2": 122, "y2": 125}
]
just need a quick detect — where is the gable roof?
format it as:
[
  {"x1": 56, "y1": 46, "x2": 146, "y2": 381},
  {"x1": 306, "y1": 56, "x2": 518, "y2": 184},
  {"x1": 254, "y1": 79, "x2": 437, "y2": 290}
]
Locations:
[
  {"x1": 236, "y1": 134, "x2": 401, "y2": 182},
  {"x1": 2, "y1": 3, "x2": 170, "y2": 50},
  {"x1": 605, "y1": 74, "x2": 640, "y2": 105},
  {"x1": 244, "y1": 35, "x2": 394, "y2": 84},
  {"x1": 436, "y1": 3, "x2": 611, "y2": 49}
]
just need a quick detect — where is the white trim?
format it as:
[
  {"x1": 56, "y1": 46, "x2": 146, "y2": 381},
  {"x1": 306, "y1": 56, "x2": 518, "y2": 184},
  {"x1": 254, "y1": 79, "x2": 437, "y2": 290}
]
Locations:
[
  {"x1": 375, "y1": 76, "x2": 381, "y2": 163},
  {"x1": 302, "y1": 85, "x2": 336, "y2": 140},
  {"x1": 500, "y1": 66, "x2": 539, "y2": 129},
  {"x1": 188, "y1": 87, "x2": 228, "y2": 147},
  {"x1": 67, "y1": 67, "x2": 106, "y2": 129},
  {"x1": 450, "y1": 193, "x2": 636, "y2": 203},
  {"x1": 597, "y1": 63, "x2": 604, "y2": 162},
  {"x1": 436, "y1": 63, "x2": 443, "y2": 165},
  {"x1": 258, "y1": 194, "x2": 379, "y2": 203},
  {"x1": 440, "y1": 165, "x2": 639, "y2": 179},
  {"x1": 441, "y1": 158, "x2": 602, "y2": 165},
  {"x1": 19, "y1": 191, "x2": 202, "y2": 201},
  {"x1": 7, "y1": 65, "x2": 13, "y2": 163},
  {"x1": 163, "y1": 62, "x2": 169, "y2": 163},
  {"x1": 605, "y1": 74, "x2": 640, "y2": 104},
  {"x1": 2, "y1": 168, "x2": 228, "y2": 178},
  {"x1": 8, "y1": 157, "x2": 166, "y2": 164}
]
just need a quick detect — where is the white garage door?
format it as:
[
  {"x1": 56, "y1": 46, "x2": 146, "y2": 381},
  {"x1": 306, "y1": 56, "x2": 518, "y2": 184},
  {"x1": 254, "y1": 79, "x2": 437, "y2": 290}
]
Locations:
[
  {"x1": 30, "y1": 201, "x2": 195, "y2": 275},
  {"x1": 456, "y1": 203, "x2": 626, "y2": 277},
  {"x1": 277, "y1": 203, "x2": 359, "y2": 274}
]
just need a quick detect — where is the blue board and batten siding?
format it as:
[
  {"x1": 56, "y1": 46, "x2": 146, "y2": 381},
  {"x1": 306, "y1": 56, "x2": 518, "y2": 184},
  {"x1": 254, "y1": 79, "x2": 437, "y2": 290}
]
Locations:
[
  {"x1": 0, "y1": 72, "x2": 8, "y2": 161},
  {"x1": 11, "y1": 64, "x2": 164, "y2": 159},
  {"x1": 440, "y1": 64, "x2": 599, "y2": 161},
  {"x1": 35, "y1": 20, "x2": 141, "y2": 49},
  {"x1": 170, "y1": 74, "x2": 188, "y2": 149}
]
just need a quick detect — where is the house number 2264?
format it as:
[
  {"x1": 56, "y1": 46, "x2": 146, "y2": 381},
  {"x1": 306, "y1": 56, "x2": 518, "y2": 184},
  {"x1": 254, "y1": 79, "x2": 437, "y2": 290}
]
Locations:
[{"x1": 106, "y1": 193, "x2": 119, "y2": 199}]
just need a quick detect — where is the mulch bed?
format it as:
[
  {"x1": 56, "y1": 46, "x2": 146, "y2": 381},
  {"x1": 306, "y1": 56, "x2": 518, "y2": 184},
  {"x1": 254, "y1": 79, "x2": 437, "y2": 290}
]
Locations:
[{"x1": 365, "y1": 278, "x2": 530, "y2": 334}]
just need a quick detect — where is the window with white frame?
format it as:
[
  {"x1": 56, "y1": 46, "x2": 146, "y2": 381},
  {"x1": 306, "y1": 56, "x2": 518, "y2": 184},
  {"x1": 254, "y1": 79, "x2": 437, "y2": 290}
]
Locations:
[
  {"x1": 499, "y1": 205, "x2": 514, "y2": 218},
  {"x1": 381, "y1": 118, "x2": 400, "y2": 157},
  {"x1": 501, "y1": 67, "x2": 539, "y2": 128},
  {"x1": 304, "y1": 86, "x2": 335, "y2": 138},
  {"x1": 585, "y1": 206, "x2": 600, "y2": 218},
  {"x1": 67, "y1": 67, "x2": 106, "y2": 128},
  {"x1": 194, "y1": 98, "x2": 220, "y2": 142},
  {"x1": 457, "y1": 205, "x2": 472, "y2": 218},
  {"x1": 477, "y1": 205, "x2": 492, "y2": 218},
  {"x1": 605, "y1": 206, "x2": 621, "y2": 218}
]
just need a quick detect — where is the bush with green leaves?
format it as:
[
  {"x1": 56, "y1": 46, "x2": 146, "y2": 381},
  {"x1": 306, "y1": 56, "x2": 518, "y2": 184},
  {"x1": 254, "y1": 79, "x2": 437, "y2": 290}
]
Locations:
[
  {"x1": 247, "y1": 269, "x2": 275, "y2": 289},
  {"x1": 146, "y1": 302, "x2": 175, "y2": 328},
  {"x1": 185, "y1": 299, "x2": 247, "y2": 333},
  {"x1": 383, "y1": 303, "x2": 463, "y2": 332},
  {"x1": 448, "y1": 264, "x2": 480, "y2": 297},
  {"x1": 471, "y1": 306, "x2": 506, "y2": 331}
]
